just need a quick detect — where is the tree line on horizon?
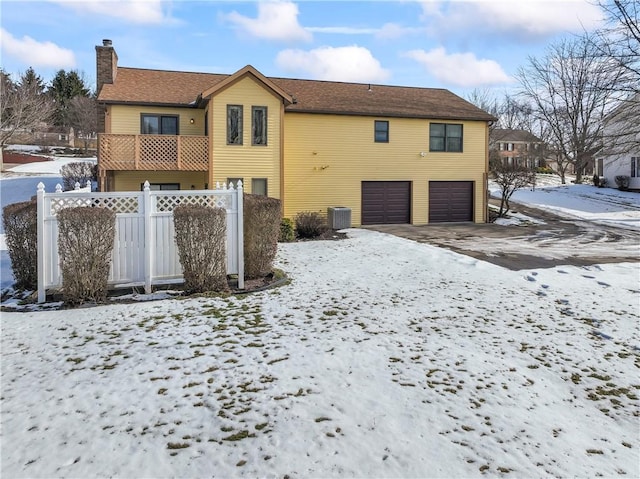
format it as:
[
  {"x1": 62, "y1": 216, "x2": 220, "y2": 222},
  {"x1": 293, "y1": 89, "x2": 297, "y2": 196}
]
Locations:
[{"x1": 0, "y1": 67, "x2": 96, "y2": 154}]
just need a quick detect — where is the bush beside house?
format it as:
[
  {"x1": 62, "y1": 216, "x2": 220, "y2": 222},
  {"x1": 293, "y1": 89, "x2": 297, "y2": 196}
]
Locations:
[{"x1": 244, "y1": 194, "x2": 281, "y2": 279}]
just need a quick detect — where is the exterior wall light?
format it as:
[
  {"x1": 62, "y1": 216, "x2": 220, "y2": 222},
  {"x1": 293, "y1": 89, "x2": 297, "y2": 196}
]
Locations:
[{"x1": 190, "y1": 118, "x2": 195, "y2": 124}]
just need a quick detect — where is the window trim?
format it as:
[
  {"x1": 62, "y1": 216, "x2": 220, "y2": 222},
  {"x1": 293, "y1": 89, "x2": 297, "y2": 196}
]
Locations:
[
  {"x1": 227, "y1": 105, "x2": 243, "y2": 145},
  {"x1": 374, "y1": 120, "x2": 389, "y2": 143},
  {"x1": 429, "y1": 123, "x2": 463, "y2": 153},
  {"x1": 140, "y1": 114, "x2": 179, "y2": 135},
  {"x1": 252, "y1": 106, "x2": 268, "y2": 146}
]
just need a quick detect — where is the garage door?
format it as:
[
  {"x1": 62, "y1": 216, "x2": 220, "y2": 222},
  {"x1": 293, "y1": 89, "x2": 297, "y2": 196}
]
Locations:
[
  {"x1": 361, "y1": 181, "x2": 411, "y2": 225},
  {"x1": 429, "y1": 181, "x2": 474, "y2": 223}
]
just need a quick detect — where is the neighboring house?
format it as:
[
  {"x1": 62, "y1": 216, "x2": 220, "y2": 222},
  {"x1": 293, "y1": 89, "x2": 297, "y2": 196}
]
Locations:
[
  {"x1": 9, "y1": 125, "x2": 76, "y2": 148},
  {"x1": 490, "y1": 128, "x2": 546, "y2": 169},
  {"x1": 598, "y1": 94, "x2": 640, "y2": 190},
  {"x1": 95, "y1": 40, "x2": 495, "y2": 226}
]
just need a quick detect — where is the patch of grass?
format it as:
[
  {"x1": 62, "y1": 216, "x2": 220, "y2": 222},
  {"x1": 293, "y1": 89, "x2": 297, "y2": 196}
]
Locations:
[
  {"x1": 586, "y1": 449, "x2": 604, "y2": 455},
  {"x1": 267, "y1": 357, "x2": 288, "y2": 365},
  {"x1": 315, "y1": 417, "x2": 331, "y2": 423},
  {"x1": 167, "y1": 442, "x2": 190, "y2": 449},
  {"x1": 222, "y1": 430, "x2": 255, "y2": 442}
]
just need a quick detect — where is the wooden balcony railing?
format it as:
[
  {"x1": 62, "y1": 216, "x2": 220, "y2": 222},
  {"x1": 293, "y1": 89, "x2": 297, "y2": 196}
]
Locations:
[{"x1": 98, "y1": 134, "x2": 209, "y2": 171}]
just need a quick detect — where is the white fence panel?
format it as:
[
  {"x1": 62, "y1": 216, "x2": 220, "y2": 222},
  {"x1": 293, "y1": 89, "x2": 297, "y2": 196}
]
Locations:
[{"x1": 37, "y1": 181, "x2": 244, "y2": 302}]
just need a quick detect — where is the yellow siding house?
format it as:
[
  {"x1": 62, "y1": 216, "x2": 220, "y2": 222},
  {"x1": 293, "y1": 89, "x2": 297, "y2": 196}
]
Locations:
[{"x1": 96, "y1": 40, "x2": 495, "y2": 226}]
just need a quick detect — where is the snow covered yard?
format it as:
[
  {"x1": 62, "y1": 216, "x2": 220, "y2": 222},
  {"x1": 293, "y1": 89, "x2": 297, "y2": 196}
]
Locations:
[{"x1": 2, "y1": 229, "x2": 639, "y2": 478}]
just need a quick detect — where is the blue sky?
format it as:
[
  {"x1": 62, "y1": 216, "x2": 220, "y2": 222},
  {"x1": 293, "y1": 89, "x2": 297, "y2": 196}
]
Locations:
[{"x1": 1, "y1": 0, "x2": 604, "y2": 97}]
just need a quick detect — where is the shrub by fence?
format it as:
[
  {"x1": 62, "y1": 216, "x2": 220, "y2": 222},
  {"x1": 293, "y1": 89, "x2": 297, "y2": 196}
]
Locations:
[
  {"x1": 60, "y1": 161, "x2": 97, "y2": 191},
  {"x1": 36, "y1": 181, "x2": 244, "y2": 302},
  {"x1": 243, "y1": 194, "x2": 281, "y2": 279},
  {"x1": 2, "y1": 200, "x2": 38, "y2": 290},
  {"x1": 57, "y1": 206, "x2": 116, "y2": 304},
  {"x1": 174, "y1": 205, "x2": 227, "y2": 293},
  {"x1": 295, "y1": 211, "x2": 328, "y2": 239}
]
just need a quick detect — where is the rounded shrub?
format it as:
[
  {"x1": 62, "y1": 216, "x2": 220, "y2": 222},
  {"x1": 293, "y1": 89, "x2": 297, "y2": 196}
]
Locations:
[
  {"x1": 279, "y1": 218, "x2": 295, "y2": 243},
  {"x1": 244, "y1": 194, "x2": 281, "y2": 279},
  {"x1": 57, "y1": 206, "x2": 116, "y2": 304},
  {"x1": 2, "y1": 200, "x2": 37, "y2": 290},
  {"x1": 174, "y1": 205, "x2": 228, "y2": 294},
  {"x1": 294, "y1": 211, "x2": 328, "y2": 239}
]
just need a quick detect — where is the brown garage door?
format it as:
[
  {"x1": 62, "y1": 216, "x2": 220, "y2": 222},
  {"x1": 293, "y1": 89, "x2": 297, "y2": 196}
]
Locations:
[
  {"x1": 362, "y1": 181, "x2": 411, "y2": 225},
  {"x1": 429, "y1": 181, "x2": 474, "y2": 223}
]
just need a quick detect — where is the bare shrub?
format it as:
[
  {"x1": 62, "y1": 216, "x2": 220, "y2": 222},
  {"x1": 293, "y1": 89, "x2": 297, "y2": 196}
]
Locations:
[
  {"x1": 58, "y1": 207, "x2": 116, "y2": 305},
  {"x1": 491, "y1": 163, "x2": 536, "y2": 217},
  {"x1": 60, "y1": 161, "x2": 97, "y2": 191},
  {"x1": 615, "y1": 175, "x2": 630, "y2": 191},
  {"x1": 295, "y1": 211, "x2": 328, "y2": 239},
  {"x1": 174, "y1": 205, "x2": 227, "y2": 293},
  {"x1": 244, "y1": 194, "x2": 281, "y2": 279},
  {"x1": 2, "y1": 200, "x2": 37, "y2": 290}
]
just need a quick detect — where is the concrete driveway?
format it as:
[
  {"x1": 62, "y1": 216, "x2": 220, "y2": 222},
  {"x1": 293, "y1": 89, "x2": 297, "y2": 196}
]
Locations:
[{"x1": 364, "y1": 201, "x2": 640, "y2": 271}]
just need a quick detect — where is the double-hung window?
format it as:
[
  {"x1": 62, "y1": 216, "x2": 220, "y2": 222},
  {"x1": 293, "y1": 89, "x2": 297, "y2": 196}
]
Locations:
[
  {"x1": 252, "y1": 106, "x2": 267, "y2": 145},
  {"x1": 374, "y1": 120, "x2": 389, "y2": 142},
  {"x1": 429, "y1": 123, "x2": 463, "y2": 152},
  {"x1": 227, "y1": 105, "x2": 243, "y2": 145},
  {"x1": 141, "y1": 114, "x2": 178, "y2": 135}
]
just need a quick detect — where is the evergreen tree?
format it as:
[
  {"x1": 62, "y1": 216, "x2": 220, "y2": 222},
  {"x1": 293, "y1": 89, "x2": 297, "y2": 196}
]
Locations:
[
  {"x1": 20, "y1": 67, "x2": 46, "y2": 94},
  {"x1": 47, "y1": 70, "x2": 91, "y2": 127}
]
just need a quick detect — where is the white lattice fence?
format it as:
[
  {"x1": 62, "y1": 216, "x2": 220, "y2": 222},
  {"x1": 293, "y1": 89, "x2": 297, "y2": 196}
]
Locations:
[{"x1": 36, "y1": 181, "x2": 244, "y2": 302}]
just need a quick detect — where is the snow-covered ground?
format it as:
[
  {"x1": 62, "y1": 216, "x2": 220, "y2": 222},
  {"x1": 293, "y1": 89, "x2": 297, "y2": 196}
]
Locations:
[{"x1": 1, "y1": 168, "x2": 639, "y2": 478}]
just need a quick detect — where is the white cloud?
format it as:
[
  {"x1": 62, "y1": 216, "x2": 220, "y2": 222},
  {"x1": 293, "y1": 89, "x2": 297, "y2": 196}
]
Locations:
[
  {"x1": 307, "y1": 26, "x2": 377, "y2": 35},
  {"x1": 375, "y1": 23, "x2": 423, "y2": 39},
  {"x1": 419, "y1": 0, "x2": 603, "y2": 39},
  {"x1": 0, "y1": 29, "x2": 75, "y2": 69},
  {"x1": 221, "y1": 0, "x2": 312, "y2": 43},
  {"x1": 53, "y1": 0, "x2": 173, "y2": 25},
  {"x1": 276, "y1": 45, "x2": 391, "y2": 83},
  {"x1": 403, "y1": 47, "x2": 512, "y2": 87}
]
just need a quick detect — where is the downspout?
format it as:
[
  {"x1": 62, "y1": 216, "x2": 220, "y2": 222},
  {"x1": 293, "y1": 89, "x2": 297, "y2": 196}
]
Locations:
[{"x1": 280, "y1": 100, "x2": 285, "y2": 215}]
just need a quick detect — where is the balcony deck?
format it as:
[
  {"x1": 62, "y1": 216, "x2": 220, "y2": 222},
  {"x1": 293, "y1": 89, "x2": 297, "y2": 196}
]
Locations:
[{"x1": 98, "y1": 134, "x2": 208, "y2": 171}]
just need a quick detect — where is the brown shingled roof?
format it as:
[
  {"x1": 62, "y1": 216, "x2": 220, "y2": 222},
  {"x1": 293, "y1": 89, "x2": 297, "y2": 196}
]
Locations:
[
  {"x1": 98, "y1": 66, "x2": 496, "y2": 121},
  {"x1": 492, "y1": 128, "x2": 542, "y2": 143}
]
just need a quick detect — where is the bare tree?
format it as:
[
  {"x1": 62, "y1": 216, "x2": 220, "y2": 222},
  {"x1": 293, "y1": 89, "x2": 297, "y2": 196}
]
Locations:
[
  {"x1": 516, "y1": 34, "x2": 627, "y2": 183},
  {"x1": 592, "y1": 1, "x2": 640, "y2": 158},
  {"x1": 491, "y1": 162, "x2": 536, "y2": 218},
  {"x1": 0, "y1": 70, "x2": 55, "y2": 153},
  {"x1": 594, "y1": 0, "x2": 639, "y2": 94},
  {"x1": 68, "y1": 95, "x2": 97, "y2": 154}
]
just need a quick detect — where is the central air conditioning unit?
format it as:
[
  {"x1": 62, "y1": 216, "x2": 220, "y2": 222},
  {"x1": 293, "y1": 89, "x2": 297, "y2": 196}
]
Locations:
[{"x1": 327, "y1": 207, "x2": 351, "y2": 230}]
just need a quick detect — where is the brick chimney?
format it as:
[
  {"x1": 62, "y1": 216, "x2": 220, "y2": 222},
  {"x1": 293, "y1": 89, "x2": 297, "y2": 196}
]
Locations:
[{"x1": 95, "y1": 39, "x2": 118, "y2": 133}]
